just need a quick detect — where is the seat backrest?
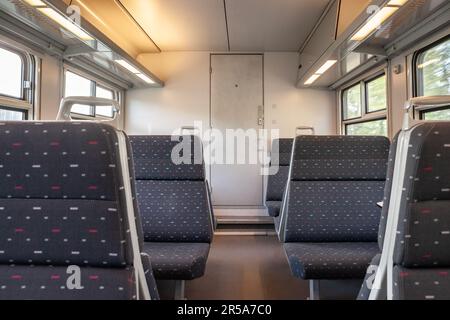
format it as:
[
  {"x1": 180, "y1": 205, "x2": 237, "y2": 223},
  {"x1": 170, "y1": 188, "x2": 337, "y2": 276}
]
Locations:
[
  {"x1": 0, "y1": 121, "x2": 151, "y2": 300},
  {"x1": 266, "y1": 138, "x2": 293, "y2": 202},
  {"x1": 281, "y1": 135, "x2": 390, "y2": 242},
  {"x1": 130, "y1": 135, "x2": 213, "y2": 243},
  {"x1": 393, "y1": 122, "x2": 450, "y2": 266}
]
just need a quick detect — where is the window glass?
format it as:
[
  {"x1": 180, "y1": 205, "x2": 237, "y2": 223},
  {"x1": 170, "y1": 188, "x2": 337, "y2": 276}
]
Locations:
[
  {"x1": 343, "y1": 84, "x2": 361, "y2": 120},
  {"x1": 422, "y1": 108, "x2": 450, "y2": 120},
  {"x1": 0, "y1": 107, "x2": 25, "y2": 120},
  {"x1": 0, "y1": 47, "x2": 23, "y2": 98},
  {"x1": 417, "y1": 38, "x2": 450, "y2": 96},
  {"x1": 346, "y1": 119, "x2": 387, "y2": 136},
  {"x1": 367, "y1": 75, "x2": 387, "y2": 112},
  {"x1": 64, "y1": 71, "x2": 92, "y2": 116},
  {"x1": 95, "y1": 86, "x2": 114, "y2": 118}
]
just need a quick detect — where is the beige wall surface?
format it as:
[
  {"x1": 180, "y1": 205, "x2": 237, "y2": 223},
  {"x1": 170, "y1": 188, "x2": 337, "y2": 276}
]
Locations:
[{"x1": 125, "y1": 51, "x2": 336, "y2": 137}]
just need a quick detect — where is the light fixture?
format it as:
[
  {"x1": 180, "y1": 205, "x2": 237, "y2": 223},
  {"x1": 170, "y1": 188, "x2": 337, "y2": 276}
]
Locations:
[
  {"x1": 23, "y1": 0, "x2": 46, "y2": 6},
  {"x1": 316, "y1": 60, "x2": 337, "y2": 74},
  {"x1": 388, "y1": 0, "x2": 409, "y2": 6},
  {"x1": 114, "y1": 59, "x2": 140, "y2": 73},
  {"x1": 350, "y1": 0, "x2": 410, "y2": 42},
  {"x1": 303, "y1": 59, "x2": 337, "y2": 86},
  {"x1": 115, "y1": 59, "x2": 156, "y2": 84},
  {"x1": 38, "y1": 7, "x2": 93, "y2": 41},
  {"x1": 136, "y1": 73, "x2": 155, "y2": 84},
  {"x1": 351, "y1": 6, "x2": 398, "y2": 41},
  {"x1": 304, "y1": 74, "x2": 321, "y2": 85}
]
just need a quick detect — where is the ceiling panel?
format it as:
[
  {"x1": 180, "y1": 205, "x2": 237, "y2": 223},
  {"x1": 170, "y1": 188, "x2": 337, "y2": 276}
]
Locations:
[
  {"x1": 120, "y1": 0, "x2": 228, "y2": 52},
  {"x1": 225, "y1": 0, "x2": 331, "y2": 52}
]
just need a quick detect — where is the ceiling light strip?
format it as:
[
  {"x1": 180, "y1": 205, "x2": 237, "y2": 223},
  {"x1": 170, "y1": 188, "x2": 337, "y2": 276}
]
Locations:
[{"x1": 304, "y1": 60, "x2": 337, "y2": 85}]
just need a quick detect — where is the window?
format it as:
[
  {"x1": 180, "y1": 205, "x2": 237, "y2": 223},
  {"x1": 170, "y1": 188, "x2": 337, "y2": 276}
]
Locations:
[
  {"x1": 415, "y1": 37, "x2": 450, "y2": 120},
  {"x1": 0, "y1": 107, "x2": 26, "y2": 120},
  {"x1": 366, "y1": 75, "x2": 387, "y2": 113},
  {"x1": 341, "y1": 73, "x2": 388, "y2": 136},
  {"x1": 0, "y1": 45, "x2": 34, "y2": 121},
  {"x1": 64, "y1": 70, "x2": 120, "y2": 119},
  {"x1": 346, "y1": 118, "x2": 387, "y2": 136},
  {"x1": 416, "y1": 37, "x2": 450, "y2": 96},
  {"x1": 342, "y1": 84, "x2": 361, "y2": 120}
]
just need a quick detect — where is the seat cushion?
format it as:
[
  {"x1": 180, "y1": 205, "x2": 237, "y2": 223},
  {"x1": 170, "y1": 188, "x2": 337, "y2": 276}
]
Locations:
[
  {"x1": 0, "y1": 265, "x2": 136, "y2": 300},
  {"x1": 393, "y1": 266, "x2": 450, "y2": 300},
  {"x1": 266, "y1": 201, "x2": 281, "y2": 217},
  {"x1": 143, "y1": 242, "x2": 210, "y2": 280},
  {"x1": 284, "y1": 242, "x2": 379, "y2": 279}
]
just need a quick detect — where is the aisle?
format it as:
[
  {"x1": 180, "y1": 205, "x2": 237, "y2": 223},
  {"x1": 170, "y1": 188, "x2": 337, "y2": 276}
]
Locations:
[{"x1": 185, "y1": 235, "x2": 309, "y2": 300}]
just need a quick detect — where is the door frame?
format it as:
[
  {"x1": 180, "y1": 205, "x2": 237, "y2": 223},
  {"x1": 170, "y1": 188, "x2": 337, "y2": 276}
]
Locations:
[{"x1": 209, "y1": 53, "x2": 265, "y2": 208}]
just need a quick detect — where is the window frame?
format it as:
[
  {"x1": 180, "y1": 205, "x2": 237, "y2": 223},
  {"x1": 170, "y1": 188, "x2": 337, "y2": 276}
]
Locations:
[
  {"x1": 0, "y1": 43, "x2": 35, "y2": 120},
  {"x1": 340, "y1": 68, "x2": 389, "y2": 136},
  {"x1": 412, "y1": 35, "x2": 450, "y2": 120},
  {"x1": 63, "y1": 67, "x2": 122, "y2": 120}
]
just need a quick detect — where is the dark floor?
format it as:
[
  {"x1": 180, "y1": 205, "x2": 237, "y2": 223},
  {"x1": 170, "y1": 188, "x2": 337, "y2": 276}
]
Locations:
[{"x1": 185, "y1": 235, "x2": 309, "y2": 300}]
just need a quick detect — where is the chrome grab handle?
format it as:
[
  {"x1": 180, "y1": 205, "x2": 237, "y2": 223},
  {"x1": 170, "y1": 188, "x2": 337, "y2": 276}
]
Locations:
[
  {"x1": 295, "y1": 126, "x2": 315, "y2": 135},
  {"x1": 56, "y1": 96, "x2": 120, "y2": 121},
  {"x1": 403, "y1": 95, "x2": 450, "y2": 130}
]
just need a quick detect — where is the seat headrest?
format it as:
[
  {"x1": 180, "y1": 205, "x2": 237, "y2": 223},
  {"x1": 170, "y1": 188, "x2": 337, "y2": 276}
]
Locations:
[
  {"x1": 271, "y1": 138, "x2": 293, "y2": 166},
  {"x1": 0, "y1": 122, "x2": 133, "y2": 267},
  {"x1": 290, "y1": 135, "x2": 390, "y2": 181},
  {"x1": 130, "y1": 135, "x2": 205, "y2": 180},
  {"x1": 408, "y1": 122, "x2": 450, "y2": 202}
]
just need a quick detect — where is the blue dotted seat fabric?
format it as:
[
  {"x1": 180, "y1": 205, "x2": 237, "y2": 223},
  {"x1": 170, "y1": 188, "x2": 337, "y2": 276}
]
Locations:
[
  {"x1": 391, "y1": 123, "x2": 450, "y2": 300},
  {"x1": 0, "y1": 121, "x2": 158, "y2": 300},
  {"x1": 282, "y1": 135, "x2": 390, "y2": 280},
  {"x1": 266, "y1": 139, "x2": 293, "y2": 217},
  {"x1": 130, "y1": 135, "x2": 213, "y2": 280}
]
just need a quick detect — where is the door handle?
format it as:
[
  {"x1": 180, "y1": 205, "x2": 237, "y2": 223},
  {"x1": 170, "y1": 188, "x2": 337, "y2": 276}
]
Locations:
[{"x1": 257, "y1": 105, "x2": 264, "y2": 126}]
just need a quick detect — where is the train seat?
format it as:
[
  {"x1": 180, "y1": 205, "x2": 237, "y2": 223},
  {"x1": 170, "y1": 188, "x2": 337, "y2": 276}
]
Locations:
[
  {"x1": 0, "y1": 121, "x2": 156, "y2": 300},
  {"x1": 279, "y1": 135, "x2": 390, "y2": 293},
  {"x1": 391, "y1": 123, "x2": 450, "y2": 300},
  {"x1": 129, "y1": 135, "x2": 213, "y2": 281}
]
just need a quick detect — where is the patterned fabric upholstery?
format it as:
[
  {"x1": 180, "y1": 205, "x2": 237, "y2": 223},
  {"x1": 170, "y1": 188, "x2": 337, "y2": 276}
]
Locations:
[
  {"x1": 393, "y1": 266, "x2": 450, "y2": 300},
  {"x1": 291, "y1": 136, "x2": 389, "y2": 181},
  {"x1": 136, "y1": 180, "x2": 212, "y2": 243},
  {"x1": 0, "y1": 265, "x2": 136, "y2": 300},
  {"x1": 130, "y1": 135, "x2": 204, "y2": 180},
  {"x1": 391, "y1": 123, "x2": 450, "y2": 300},
  {"x1": 130, "y1": 135, "x2": 213, "y2": 281},
  {"x1": 284, "y1": 242, "x2": 379, "y2": 279},
  {"x1": 282, "y1": 135, "x2": 389, "y2": 281},
  {"x1": 284, "y1": 181, "x2": 385, "y2": 242},
  {"x1": 0, "y1": 121, "x2": 155, "y2": 300},
  {"x1": 143, "y1": 242, "x2": 210, "y2": 280},
  {"x1": 266, "y1": 139, "x2": 292, "y2": 217}
]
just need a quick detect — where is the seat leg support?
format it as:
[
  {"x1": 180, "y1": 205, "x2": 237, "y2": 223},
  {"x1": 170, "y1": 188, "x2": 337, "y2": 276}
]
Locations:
[
  {"x1": 174, "y1": 280, "x2": 186, "y2": 300},
  {"x1": 309, "y1": 280, "x2": 320, "y2": 300}
]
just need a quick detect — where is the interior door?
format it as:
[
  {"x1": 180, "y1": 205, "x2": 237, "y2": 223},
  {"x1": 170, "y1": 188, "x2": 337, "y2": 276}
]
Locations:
[{"x1": 210, "y1": 54, "x2": 264, "y2": 208}]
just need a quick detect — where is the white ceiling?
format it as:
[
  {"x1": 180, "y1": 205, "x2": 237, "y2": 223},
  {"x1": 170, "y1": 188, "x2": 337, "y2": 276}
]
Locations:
[{"x1": 121, "y1": 0, "x2": 331, "y2": 52}]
